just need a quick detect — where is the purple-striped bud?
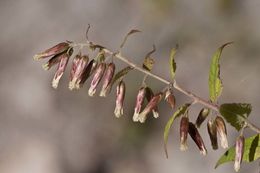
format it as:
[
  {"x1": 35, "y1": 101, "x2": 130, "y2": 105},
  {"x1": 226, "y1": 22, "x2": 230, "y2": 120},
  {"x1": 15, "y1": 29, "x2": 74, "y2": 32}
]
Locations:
[
  {"x1": 234, "y1": 135, "x2": 245, "y2": 172},
  {"x1": 188, "y1": 122, "x2": 207, "y2": 156},
  {"x1": 34, "y1": 42, "x2": 70, "y2": 60},
  {"x1": 215, "y1": 116, "x2": 228, "y2": 149},
  {"x1": 79, "y1": 59, "x2": 96, "y2": 87},
  {"x1": 69, "y1": 55, "x2": 89, "y2": 90},
  {"x1": 133, "y1": 87, "x2": 146, "y2": 122},
  {"x1": 114, "y1": 81, "x2": 126, "y2": 118},
  {"x1": 165, "y1": 89, "x2": 176, "y2": 109},
  {"x1": 42, "y1": 53, "x2": 63, "y2": 70},
  {"x1": 180, "y1": 116, "x2": 189, "y2": 151},
  {"x1": 52, "y1": 49, "x2": 73, "y2": 89},
  {"x1": 138, "y1": 92, "x2": 163, "y2": 123},
  {"x1": 88, "y1": 62, "x2": 106, "y2": 96},
  {"x1": 207, "y1": 119, "x2": 218, "y2": 150},
  {"x1": 145, "y1": 87, "x2": 160, "y2": 119},
  {"x1": 99, "y1": 63, "x2": 116, "y2": 97},
  {"x1": 195, "y1": 108, "x2": 210, "y2": 128}
]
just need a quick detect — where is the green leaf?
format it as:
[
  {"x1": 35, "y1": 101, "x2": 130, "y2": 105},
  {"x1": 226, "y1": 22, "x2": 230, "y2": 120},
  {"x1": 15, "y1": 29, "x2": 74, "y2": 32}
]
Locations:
[
  {"x1": 111, "y1": 66, "x2": 134, "y2": 86},
  {"x1": 215, "y1": 134, "x2": 260, "y2": 168},
  {"x1": 163, "y1": 103, "x2": 191, "y2": 158},
  {"x1": 169, "y1": 45, "x2": 178, "y2": 79},
  {"x1": 209, "y1": 42, "x2": 232, "y2": 102},
  {"x1": 143, "y1": 45, "x2": 156, "y2": 71},
  {"x1": 219, "y1": 103, "x2": 252, "y2": 131}
]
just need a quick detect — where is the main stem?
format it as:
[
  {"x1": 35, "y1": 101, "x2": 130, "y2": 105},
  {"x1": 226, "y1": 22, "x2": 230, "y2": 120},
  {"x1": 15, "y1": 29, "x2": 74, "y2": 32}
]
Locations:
[{"x1": 74, "y1": 42, "x2": 260, "y2": 134}]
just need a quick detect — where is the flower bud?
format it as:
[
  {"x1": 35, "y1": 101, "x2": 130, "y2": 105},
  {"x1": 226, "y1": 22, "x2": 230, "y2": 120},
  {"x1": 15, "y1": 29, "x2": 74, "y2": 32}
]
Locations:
[
  {"x1": 180, "y1": 116, "x2": 189, "y2": 151},
  {"x1": 215, "y1": 116, "x2": 228, "y2": 149},
  {"x1": 165, "y1": 89, "x2": 176, "y2": 109},
  {"x1": 114, "y1": 81, "x2": 126, "y2": 118},
  {"x1": 99, "y1": 62, "x2": 116, "y2": 97},
  {"x1": 52, "y1": 49, "x2": 73, "y2": 89},
  {"x1": 207, "y1": 119, "x2": 218, "y2": 150},
  {"x1": 69, "y1": 55, "x2": 89, "y2": 90},
  {"x1": 188, "y1": 122, "x2": 207, "y2": 156},
  {"x1": 79, "y1": 59, "x2": 96, "y2": 86},
  {"x1": 88, "y1": 62, "x2": 106, "y2": 96},
  {"x1": 195, "y1": 108, "x2": 210, "y2": 128},
  {"x1": 42, "y1": 53, "x2": 63, "y2": 70},
  {"x1": 133, "y1": 87, "x2": 146, "y2": 122},
  {"x1": 234, "y1": 135, "x2": 245, "y2": 172},
  {"x1": 34, "y1": 42, "x2": 70, "y2": 60},
  {"x1": 138, "y1": 92, "x2": 163, "y2": 123}
]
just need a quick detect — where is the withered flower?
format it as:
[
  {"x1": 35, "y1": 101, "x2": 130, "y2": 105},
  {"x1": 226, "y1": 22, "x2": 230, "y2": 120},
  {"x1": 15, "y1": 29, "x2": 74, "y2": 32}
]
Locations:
[
  {"x1": 114, "y1": 80, "x2": 126, "y2": 118},
  {"x1": 69, "y1": 54, "x2": 89, "y2": 90},
  {"x1": 195, "y1": 108, "x2": 210, "y2": 128},
  {"x1": 188, "y1": 122, "x2": 207, "y2": 156},
  {"x1": 99, "y1": 62, "x2": 116, "y2": 97},
  {"x1": 234, "y1": 135, "x2": 245, "y2": 172},
  {"x1": 138, "y1": 92, "x2": 163, "y2": 123},
  {"x1": 180, "y1": 116, "x2": 189, "y2": 151},
  {"x1": 165, "y1": 89, "x2": 176, "y2": 109},
  {"x1": 207, "y1": 119, "x2": 218, "y2": 150},
  {"x1": 52, "y1": 49, "x2": 73, "y2": 89},
  {"x1": 133, "y1": 87, "x2": 146, "y2": 122},
  {"x1": 215, "y1": 116, "x2": 228, "y2": 149},
  {"x1": 88, "y1": 62, "x2": 106, "y2": 96},
  {"x1": 34, "y1": 42, "x2": 70, "y2": 60}
]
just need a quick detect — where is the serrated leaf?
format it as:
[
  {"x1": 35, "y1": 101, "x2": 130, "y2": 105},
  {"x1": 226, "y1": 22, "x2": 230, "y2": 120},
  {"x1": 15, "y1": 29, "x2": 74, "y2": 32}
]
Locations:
[
  {"x1": 215, "y1": 134, "x2": 260, "y2": 168},
  {"x1": 163, "y1": 103, "x2": 191, "y2": 158},
  {"x1": 111, "y1": 66, "x2": 134, "y2": 86},
  {"x1": 219, "y1": 103, "x2": 252, "y2": 131},
  {"x1": 169, "y1": 45, "x2": 178, "y2": 79},
  {"x1": 143, "y1": 45, "x2": 156, "y2": 71},
  {"x1": 209, "y1": 42, "x2": 232, "y2": 102},
  {"x1": 120, "y1": 29, "x2": 141, "y2": 49}
]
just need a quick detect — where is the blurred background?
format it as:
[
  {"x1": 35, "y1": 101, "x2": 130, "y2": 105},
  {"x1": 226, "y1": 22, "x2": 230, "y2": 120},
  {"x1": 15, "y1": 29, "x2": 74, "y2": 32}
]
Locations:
[{"x1": 0, "y1": 0, "x2": 260, "y2": 172}]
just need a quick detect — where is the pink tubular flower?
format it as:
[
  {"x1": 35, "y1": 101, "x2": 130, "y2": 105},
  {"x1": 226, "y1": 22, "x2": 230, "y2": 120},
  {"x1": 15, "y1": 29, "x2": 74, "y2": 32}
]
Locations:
[
  {"x1": 195, "y1": 108, "x2": 210, "y2": 128},
  {"x1": 99, "y1": 62, "x2": 116, "y2": 97},
  {"x1": 138, "y1": 92, "x2": 163, "y2": 123},
  {"x1": 133, "y1": 87, "x2": 146, "y2": 122},
  {"x1": 79, "y1": 59, "x2": 96, "y2": 87},
  {"x1": 165, "y1": 89, "x2": 176, "y2": 109},
  {"x1": 69, "y1": 55, "x2": 89, "y2": 90},
  {"x1": 180, "y1": 116, "x2": 189, "y2": 151},
  {"x1": 188, "y1": 122, "x2": 207, "y2": 156},
  {"x1": 207, "y1": 119, "x2": 218, "y2": 150},
  {"x1": 34, "y1": 42, "x2": 70, "y2": 60},
  {"x1": 42, "y1": 53, "x2": 64, "y2": 70},
  {"x1": 114, "y1": 81, "x2": 126, "y2": 118},
  {"x1": 234, "y1": 135, "x2": 245, "y2": 172},
  {"x1": 52, "y1": 49, "x2": 73, "y2": 89},
  {"x1": 88, "y1": 62, "x2": 106, "y2": 96},
  {"x1": 215, "y1": 116, "x2": 228, "y2": 149}
]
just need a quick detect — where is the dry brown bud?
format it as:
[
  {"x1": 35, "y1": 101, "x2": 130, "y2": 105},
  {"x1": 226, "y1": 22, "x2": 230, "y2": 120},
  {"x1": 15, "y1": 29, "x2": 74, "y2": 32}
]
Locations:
[
  {"x1": 165, "y1": 89, "x2": 176, "y2": 109},
  {"x1": 133, "y1": 87, "x2": 146, "y2": 122},
  {"x1": 195, "y1": 108, "x2": 210, "y2": 128},
  {"x1": 215, "y1": 116, "x2": 228, "y2": 149},
  {"x1": 99, "y1": 62, "x2": 116, "y2": 97},
  {"x1": 88, "y1": 62, "x2": 106, "y2": 96},
  {"x1": 180, "y1": 116, "x2": 189, "y2": 151},
  {"x1": 234, "y1": 135, "x2": 245, "y2": 172},
  {"x1": 188, "y1": 122, "x2": 207, "y2": 156},
  {"x1": 207, "y1": 119, "x2": 218, "y2": 150},
  {"x1": 34, "y1": 42, "x2": 70, "y2": 60},
  {"x1": 114, "y1": 81, "x2": 126, "y2": 118}
]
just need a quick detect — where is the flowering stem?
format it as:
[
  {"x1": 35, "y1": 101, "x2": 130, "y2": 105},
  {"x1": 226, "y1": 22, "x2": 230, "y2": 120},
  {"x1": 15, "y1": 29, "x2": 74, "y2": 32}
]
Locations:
[{"x1": 72, "y1": 42, "x2": 260, "y2": 134}]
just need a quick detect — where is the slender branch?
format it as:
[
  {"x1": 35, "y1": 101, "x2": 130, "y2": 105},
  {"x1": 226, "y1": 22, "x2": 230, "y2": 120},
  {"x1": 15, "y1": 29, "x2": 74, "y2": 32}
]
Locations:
[{"x1": 71, "y1": 42, "x2": 260, "y2": 134}]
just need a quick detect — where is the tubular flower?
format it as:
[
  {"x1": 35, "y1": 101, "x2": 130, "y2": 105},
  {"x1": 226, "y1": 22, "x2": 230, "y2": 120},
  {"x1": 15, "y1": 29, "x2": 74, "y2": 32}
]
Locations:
[
  {"x1": 88, "y1": 62, "x2": 106, "y2": 96},
  {"x1": 215, "y1": 116, "x2": 229, "y2": 149},
  {"x1": 180, "y1": 116, "x2": 189, "y2": 151},
  {"x1": 42, "y1": 53, "x2": 64, "y2": 70},
  {"x1": 99, "y1": 62, "x2": 116, "y2": 97},
  {"x1": 188, "y1": 122, "x2": 207, "y2": 156},
  {"x1": 145, "y1": 87, "x2": 160, "y2": 119},
  {"x1": 138, "y1": 92, "x2": 163, "y2": 123},
  {"x1": 133, "y1": 87, "x2": 146, "y2": 122},
  {"x1": 114, "y1": 81, "x2": 126, "y2": 118},
  {"x1": 234, "y1": 135, "x2": 245, "y2": 172},
  {"x1": 69, "y1": 54, "x2": 89, "y2": 90},
  {"x1": 79, "y1": 59, "x2": 96, "y2": 87},
  {"x1": 195, "y1": 108, "x2": 210, "y2": 128},
  {"x1": 165, "y1": 89, "x2": 176, "y2": 109},
  {"x1": 34, "y1": 42, "x2": 70, "y2": 60},
  {"x1": 52, "y1": 49, "x2": 73, "y2": 89},
  {"x1": 207, "y1": 119, "x2": 218, "y2": 150}
]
